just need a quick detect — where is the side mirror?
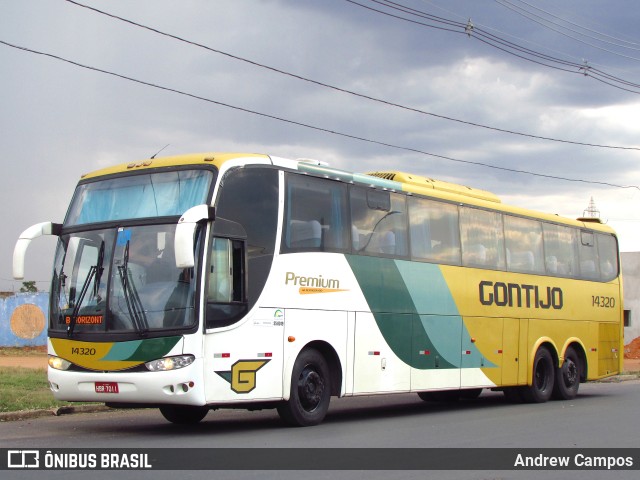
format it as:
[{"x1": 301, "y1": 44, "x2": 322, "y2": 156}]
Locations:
[
  {"x1": 13, "y1": 222, "x2": 62, "y2": 280},
  {"x1": 174, "y1": 205, "x2": 215, "y2": 268}
]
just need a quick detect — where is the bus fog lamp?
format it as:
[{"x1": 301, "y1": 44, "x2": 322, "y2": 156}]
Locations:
[
  {"x1": 145, "y1": 355, "x2": 195, "y2": 372},
  {"x1": 48, "y1": 356, "x2": 71, "y2": 371}
]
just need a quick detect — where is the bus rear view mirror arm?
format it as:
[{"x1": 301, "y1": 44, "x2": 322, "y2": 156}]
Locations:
[
  {"x1": 13, "y1": 222, "x2": 62, "y2": 280},
  {"x1": 175, "y1": 204, "x2": 215, "y2": 268}
]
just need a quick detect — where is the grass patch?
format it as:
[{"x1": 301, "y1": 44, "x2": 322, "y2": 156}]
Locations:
[{"x1": 0, "y1": 366, "x2": 70, "y2": 413}]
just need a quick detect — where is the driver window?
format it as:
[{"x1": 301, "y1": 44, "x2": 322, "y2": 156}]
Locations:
[
  {"x1": 209, "y1": 238, "x2": 233, "y2": 303},
  {"x1": 206, "y1": 236, "x2": 247, "y2": 328}
]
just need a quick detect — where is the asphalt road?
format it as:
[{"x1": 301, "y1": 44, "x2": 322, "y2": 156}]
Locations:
[{"x1": 2, "y1": 380, "x2": 639, "y2": 480}]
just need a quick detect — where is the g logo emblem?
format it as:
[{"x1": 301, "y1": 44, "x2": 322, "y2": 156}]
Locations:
[{"x1": 216, "y1": 359, "x2": 270, "y2": 394}]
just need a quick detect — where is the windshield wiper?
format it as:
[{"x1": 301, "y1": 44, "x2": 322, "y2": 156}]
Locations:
[
  {"x1": 67, "y1": 266, "x2": 97, "y2": 338},
  {"x1": 66, "y1": 240, "x2": 106, "y2": 337},
  {"x1": 117, "y1": 240, "x2": 149, "y2": 336},
  {"x1": 94, "y1": 240, "x2": 105, "y2": 300}
]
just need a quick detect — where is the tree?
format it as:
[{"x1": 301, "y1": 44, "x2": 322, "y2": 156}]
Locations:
[{"x1": 20, "y1": 281, "x2": 37, "y2": 293}]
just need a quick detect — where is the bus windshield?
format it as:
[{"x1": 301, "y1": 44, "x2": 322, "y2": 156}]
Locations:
[
  {"x1": 51, "y1": 224, "x2": 197, "y2": 335},
  {"x1": 65, "y1": 169, "x2": 215, "y2": 226}
]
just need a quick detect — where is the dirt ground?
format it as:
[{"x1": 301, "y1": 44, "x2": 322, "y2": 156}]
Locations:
[
  {"x1": 0, "y1": 355, "x2": 48, "y2": 369},
  {"x1": 625, "y1": 358, "x2": 640, "y2": 372}
]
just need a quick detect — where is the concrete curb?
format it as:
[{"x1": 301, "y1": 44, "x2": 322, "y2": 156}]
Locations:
[
  {"x1": 0, "y1": 404, "x2": 112, "y2": 422},
  {"x1": 596, "y1": 373, "x2": 640, "y2": 383}
]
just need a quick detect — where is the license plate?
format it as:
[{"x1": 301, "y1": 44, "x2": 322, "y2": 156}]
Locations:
[{"x1": 95, "y1": 382, "x2": 119, "y2": 394}]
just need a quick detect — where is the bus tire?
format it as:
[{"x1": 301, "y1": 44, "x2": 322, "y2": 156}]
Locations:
[
  {"x1": 552, "y1": 346, "x2": 581, "y2": 400},
  {"x1": 277, "y1": 348, "x2": 331, "y2": 427},
  {"x1": 520, "y1": 347, "x2": 555, "y2": 403},
  {"x1": 159, "y1": 405, "x2": 209, "y2": 424}
]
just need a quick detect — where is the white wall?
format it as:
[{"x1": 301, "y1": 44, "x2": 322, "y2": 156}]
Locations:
[{"x1": 621, "y1": 252, "x2": 640, "y2": 344}]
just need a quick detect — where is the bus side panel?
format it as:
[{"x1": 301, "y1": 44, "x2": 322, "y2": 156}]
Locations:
[
  {"x1": 282, "y1": 308, "x2": 349, "y2": 399},
  {"x1": 461, "y1": 316, "x2": 503, "y2": 388},
  {"x1": 352, "y1": 312, "x2": 411, "y2": 394},
  {"x1": 518, "y1": 318, "x2": 529, "y2": 385},
  {"x1": 263, "y1": 253, "x2": 368, "y2": 398},
  {"x1": 410, "y1": 315, "x2": 462, "y2": 392},
  {"x1": 203, "y1": 308, "x2": 285, "y2": 403},
  {"x1": 598, "y1": 322, "x2": 621, "y2": 377},
  {"x1": 502, "y1": 317, "x2": 520, "y2": 386}
]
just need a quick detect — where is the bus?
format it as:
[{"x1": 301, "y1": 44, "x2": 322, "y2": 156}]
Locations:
[{"x1": 13, "y1": 152, "x2": 623, "y2": 427}]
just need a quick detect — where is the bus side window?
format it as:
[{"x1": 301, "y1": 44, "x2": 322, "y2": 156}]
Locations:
[
  {"x1": 288, "y1": 220, "x2": 322, "y2": 249},
  {"x1": 504, "y1": 215, "x2": 544, "y2": 274},
  {"x1": 283, "y1": 174, "x2": 349, "y2": 253},
  {"x1": 597, "y1": 233, "x2": 618, "y2": 282},
  {"x1": 542, "y1": 223, "x2": 578, "y2": 277},
  {"x1": 350, "y1": 187, "x2": 408, "y2": 257},
  {"x1": 408, "y1": 196, "x2": 461, "y2": 265},
  {"x1": 460, "y1": 207, "x2": 505, "y2": 270},
  {"x1": 578, "y1": 231, "x2": 599, "y2": 280}
]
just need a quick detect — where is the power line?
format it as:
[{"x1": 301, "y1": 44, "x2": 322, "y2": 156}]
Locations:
[
  {"x1": 521, "y1": 0, "x2": 640, "y2": 47},
  {"x1": 420, "y1": 0, "x2": 640, "y2": 78},
  {"x1": 496, "y1": 0, "x2": 640, "y2": 61},
  {"x1": 413, "y1": 0, "x2": 640, "y2": 91},
  {"x1": 497, "y1": 0, "x2": 640, "y2": 52},
  {"x1": 346, "y1": 0, "x2": 640, "y2": 94},
  {"x1": 63, "y1": 0, "x2": 640, "y2": 152},
  {"x1": 373, "y1": 0, "x2": 640, "y2": 76},
  {"x1": 1, "y1": 38, "x2": 638, "y2": 191}
]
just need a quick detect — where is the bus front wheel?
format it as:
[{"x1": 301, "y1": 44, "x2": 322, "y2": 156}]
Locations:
[
  {"x1": 520, "y1": 347, "x2": 555, "y2": 403},
  {"x1": 277, "y1": 348, "x2": 331, "y2": 427},
  {"x1": 159, "y1": 405, "x2": 209, "y2": 424}
]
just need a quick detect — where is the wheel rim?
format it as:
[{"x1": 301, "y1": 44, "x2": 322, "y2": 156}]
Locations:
[
  {"x1": 563, "y1": 358, "x2": 578, "y2": 387},
  {"x1": 297, "y1": 365, "x2": 325, "y2": 412}
]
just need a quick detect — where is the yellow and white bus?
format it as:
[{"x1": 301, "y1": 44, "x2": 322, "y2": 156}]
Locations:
[{"x1": 13, "y1": 152, "x2": 623, "y2": 426}]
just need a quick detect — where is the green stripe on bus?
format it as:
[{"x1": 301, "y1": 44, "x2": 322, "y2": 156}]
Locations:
[
  {"x1": 347, "y1": 255, "x2": 495, "y2": 369},
  {"x1": 346, "y1": 255, "x2": 456, "y2": 369},
  {"x1": 101, "y1": 336, "x2": 181, "y2": 362}
]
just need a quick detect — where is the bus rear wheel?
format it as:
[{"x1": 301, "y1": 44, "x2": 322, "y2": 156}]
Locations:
[
  {"x1": 159, "y1": 405, "x2": 209, "y2": 425},
  {"x1": 552, "y1": 346, "x2": 581, "y2": 400},
  {"x1": 520, "y1": 347, "x2": 555, "y2": 403},
  {"x1": 277, "y1": 348, "x2": 331, "y2": 427}
]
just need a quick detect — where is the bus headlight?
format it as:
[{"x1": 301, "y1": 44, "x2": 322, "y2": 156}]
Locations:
[
  {"x1": 145, "y1": 355, "x2": 195, "y2": 372},
  {"x1": 49, "y1": 356, "x2": 71, "y2": 371}
]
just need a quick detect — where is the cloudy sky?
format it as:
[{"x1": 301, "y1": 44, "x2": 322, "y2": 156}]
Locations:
[{"x1": 2, "y1": 0, "x2": 640, "y2": 292}]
